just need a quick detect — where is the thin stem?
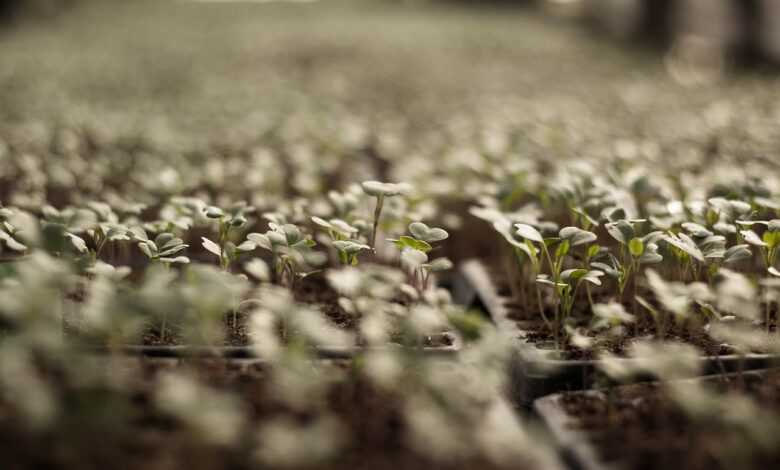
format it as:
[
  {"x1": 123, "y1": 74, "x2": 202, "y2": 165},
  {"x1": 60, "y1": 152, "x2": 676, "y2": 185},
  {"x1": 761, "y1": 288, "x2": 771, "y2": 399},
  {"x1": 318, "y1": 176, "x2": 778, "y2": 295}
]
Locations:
[
  {"x1": 160, "y1": 261, "x2": 171, "y2": 341},
  {"x1": 95, "y1": 236, "x2": 108, "y2": 261},
  {"x1": 586, "y1": 284, "x2": 594, "y2": 311},
  {"x1": 766, "y1": 287, "x2": 772, "y2": 334},
  {"x1": 541, "y1": 243, "x2": 555, "y2": 280},
  {"x1": 540, "y1": 243, "x2": 562, "y2": 349},
  {"x1": 535, "y1": 283, "x2": 552, "y2": 329},
  {"x1": 632, "y1": 260, "x2": 639, "y2": 336},
  {"x1": 369, "y1": 195, "x2": 384, "y2": 251}
]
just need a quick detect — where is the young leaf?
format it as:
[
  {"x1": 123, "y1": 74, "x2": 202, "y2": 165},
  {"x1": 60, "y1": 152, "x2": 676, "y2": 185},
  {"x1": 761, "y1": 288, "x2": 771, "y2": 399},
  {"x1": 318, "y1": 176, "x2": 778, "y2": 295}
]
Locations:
[
  {"x1": 201, "y1": 237, "x2": 222, "y2": 256},
  {"x1": 333, "y1": 240, "x2": 371, "y2": 255},
  {"x1": 361, "y1": 181, "x2": 411, "y2": 197},
  {"x1": 425, "y1": 257, "x2": 454, "y2": 272},
  {"x1": 639, "y1": 243, "x2": 663, "y2": 265},
  {"x1": 245, "y1": 258, "x2": 271, "y2": 281},
  {"x1": 559, "y1": 226, "x2": 597, "y2": 247},
  {"x1": 205, "y1": 206, "x2": 224, "y2": 219},
  {"x1": 605, "y1": 220, "x2": 634, "y2": 245},
  {"x1": 662, "y1": 233, "x2": 705, "y2": 263},
  {"x1": 400, "y1": 248, "x2": 428, "y2": 269},
  {"x1": 561, "y1": 268, "x2": 588, "y2": 282},
  {"x1": 247, "y1": 233, "x2": 272, "y2": 251},
  {"x1": 723, "y1": 244, "x2": 752, "y2": 265},
  {"x1": 628, "y1": 237, "x2": 644, "y2": 258},
  {"x1": 66, "y1": 233, "x2": 88, "y2": 253},
  {"x1": 742, "y1": 230, "x2": 767, "y2": 247},
  {"x1": 514, "y1": 223, "x2": 543, "y2": 243},
  {"x1": 409, "y1": 222, "x2": 449, "y2": 243},
  {"x1": 391, "y1": 236, "x2": 432, "y2": 253},
  {"x1": 159, "y1": 256, "x2": 190, "y2": 264},
  {"x1": 555, "y1": 239, "x2": 570, "y2": 258}
]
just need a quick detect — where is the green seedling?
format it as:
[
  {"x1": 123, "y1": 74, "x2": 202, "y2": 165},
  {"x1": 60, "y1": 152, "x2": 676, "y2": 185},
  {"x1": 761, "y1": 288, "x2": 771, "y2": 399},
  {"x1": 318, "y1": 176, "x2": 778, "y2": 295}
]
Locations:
[
  {"x1": 133, "y1": 230, "x2": 189, "y2": 340},
  {"x1": 312, "y1": 217, "x2": 368, "y2": 264},
  {"x1": 248, "y1": 223, "x2": 318, "y2": 289},
  {"x1": 361, "y1": 181, "x2": 410, "y2": 251},
  {"x1": 201, "y1": 204, "x2": 256, "y2": 272},
  {"x1": 136, "y1": 231, "x2": 190, "y2": 266},
  {"x1": 737, "y1": 219, "x2": 780, "y2": 270},
  {"x1": 515, "y1": 223, "x2": 598, "y2": 349},
  {"x1": 390, "y1": 222, "x2": 450, "y2": 294},
  {"x1": 0, "y1": 206, "x2": 27, "y2": 253}
]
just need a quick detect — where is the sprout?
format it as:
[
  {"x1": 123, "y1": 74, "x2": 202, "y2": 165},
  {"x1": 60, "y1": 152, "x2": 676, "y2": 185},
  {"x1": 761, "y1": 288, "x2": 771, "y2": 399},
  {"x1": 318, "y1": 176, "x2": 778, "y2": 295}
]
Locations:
[
  {"x1": 248, "y1": 223, "x2": 318, "y2": 289},
  {"x1": 515, "y1": 223, "x2": 599, "y2": 349},
  {"x1": 136, "y1": 231, "x2": 190, "y2": 266},
  {"x1": 737, "y1": 219, "x2": 780, "y2": 269},
  {"x1": 312, "y1": 216, "x2": 368, "y2": 265},
  {"x1": 0, "y1": 206, "x2": 28, "y2": 253},
  {"x1": 391, "y1": 222, "x2": 451, "y2": 294},
  {"x1": 361, "y1": 180, "x2": 411, "y2": 251},
  {"x1": 201, "y1": 203, "x2": 257, "y2": 272},
  {"x1": 331, "y1": 240, "x2": 371, "y2": 265}
]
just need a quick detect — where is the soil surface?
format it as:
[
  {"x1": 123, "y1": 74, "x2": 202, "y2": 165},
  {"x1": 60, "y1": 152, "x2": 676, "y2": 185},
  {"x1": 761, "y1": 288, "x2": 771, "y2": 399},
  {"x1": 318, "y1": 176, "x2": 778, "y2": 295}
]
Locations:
[{"x1": 558, "y1": 370, "x2": 780, "y2": 470}]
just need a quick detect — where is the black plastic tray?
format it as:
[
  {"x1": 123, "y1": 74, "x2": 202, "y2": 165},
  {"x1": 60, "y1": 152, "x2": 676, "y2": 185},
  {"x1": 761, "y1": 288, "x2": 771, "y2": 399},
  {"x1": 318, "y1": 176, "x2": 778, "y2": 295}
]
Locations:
[{"x1": 533, "y1": 369, "x2": 777, "y2": 470}]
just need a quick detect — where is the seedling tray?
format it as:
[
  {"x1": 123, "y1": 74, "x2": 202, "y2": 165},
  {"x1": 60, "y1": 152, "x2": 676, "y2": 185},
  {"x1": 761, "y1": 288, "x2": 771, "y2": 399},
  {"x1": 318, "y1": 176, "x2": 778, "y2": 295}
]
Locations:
[
  {"x1": 72, "y1": 270, "x2": 473, "y2": 359},
  {"x1": 462, "y1": 259, "x2": 780, "y2": 407},
  {"x1": 533, "y1": 369, "x2": 777, "y2": 470},
  {"x1": 79, "y1": 344, "x2": 461, "y2": 359}
]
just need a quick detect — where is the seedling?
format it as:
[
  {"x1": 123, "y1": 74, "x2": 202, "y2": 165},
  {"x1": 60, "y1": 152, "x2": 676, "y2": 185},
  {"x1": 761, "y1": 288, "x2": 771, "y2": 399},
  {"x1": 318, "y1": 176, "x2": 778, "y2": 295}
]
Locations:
[
  {"x1": 361, "y1": 181, "x2": 410, "y2": 251},
  {"x1": 596, "y1": 220, "x2": 663, "y2": 317},
  {"x1": 248, "y1": 222, "x2": 318, "y2": 289},
  {"x1": 331, "y1": 240, "x2": 371, "y2": 266},
  {"x1": 311, "y1": 217, "x2": 368, "y2": 264},
  {"x1": 737, "y1": 219, "x2": 780, "y2": 269},
  {"x1": 0, "y1": 206, "x2": 27, "y2": 253},
  {"x1": 390, "y1": 222, "x2": 450, "y2": 294},
  {"x1": 201, "y1": 204, "x2": 257, "y2": 272},
  {"x1": 136, "y1": 230, "x2": 190, "y2": 266},
  {"x1": 515, "y1": 223, "x2": 599, "y2": 348}
]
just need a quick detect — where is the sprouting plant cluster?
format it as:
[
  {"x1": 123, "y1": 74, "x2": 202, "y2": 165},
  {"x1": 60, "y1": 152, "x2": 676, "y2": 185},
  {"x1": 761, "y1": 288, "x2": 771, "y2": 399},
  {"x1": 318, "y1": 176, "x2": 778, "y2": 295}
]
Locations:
[
  {"x1": 472, "y1": 150, "x2": 780, "y2": 355},
  {"x1": 2, "y1": 1, "x2": 780, "y2": 467}
]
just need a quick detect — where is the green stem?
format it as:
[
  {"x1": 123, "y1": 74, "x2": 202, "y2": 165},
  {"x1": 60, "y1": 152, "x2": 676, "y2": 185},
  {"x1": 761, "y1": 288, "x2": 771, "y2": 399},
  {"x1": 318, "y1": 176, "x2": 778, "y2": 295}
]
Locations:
[
  {"x1": 632, "y1": 260, "x2": 639, "y2": 336},
  {"x1": 540, "y1": 243, "x2": 563, "y2": 349},
  {"x1": 369, "y1": 195, "x2": 384, "y2": 251},
  {"x1": 586, "y1": 283, "x2": 594, "y2": 311}
]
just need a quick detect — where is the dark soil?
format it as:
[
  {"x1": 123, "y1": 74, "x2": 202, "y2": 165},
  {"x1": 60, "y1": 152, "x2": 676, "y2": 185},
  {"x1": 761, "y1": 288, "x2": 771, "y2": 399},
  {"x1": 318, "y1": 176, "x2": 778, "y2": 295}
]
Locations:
[
  {"x1": 558, "y1": 370, "x2": 780, "y2": 470},
  {"x1": 0, "y1": 357, "x2": 531, "y2": 470}
]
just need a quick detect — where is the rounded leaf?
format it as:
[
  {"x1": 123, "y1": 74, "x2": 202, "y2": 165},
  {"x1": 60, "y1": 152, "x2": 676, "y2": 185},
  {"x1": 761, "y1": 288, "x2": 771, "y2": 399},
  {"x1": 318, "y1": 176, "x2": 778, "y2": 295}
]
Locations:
[{"x1": 514, "y1": 223, "x2": 543, "y2": 243}]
